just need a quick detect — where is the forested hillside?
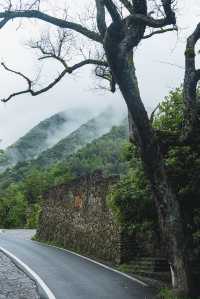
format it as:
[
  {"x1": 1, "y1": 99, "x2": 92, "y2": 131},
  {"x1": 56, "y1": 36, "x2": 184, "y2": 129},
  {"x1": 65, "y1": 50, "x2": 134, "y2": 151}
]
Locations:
[
  {"x1": 0, "y1": 120, "x2": 128, "y2": 227},
  {"x1": 34, "y1": 108, "x2": 126, "y2": 168},
  {"x1": 0, "y1": 118, "x2": 128, "y2": 189},
  {"x1": 0, "y1": 108, "x2": 92, "y2": 172},
  {"x1": 65, "y1": 122, "x2": 129, "y2": 177}
]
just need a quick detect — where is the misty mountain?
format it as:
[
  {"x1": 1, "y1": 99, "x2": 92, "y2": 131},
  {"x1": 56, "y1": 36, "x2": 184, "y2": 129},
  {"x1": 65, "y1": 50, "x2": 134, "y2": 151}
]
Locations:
[
  {"x1": 0, "y1": 105, "x2": 126, "y2": 176},
  {"x1": 0, "y1": 108, "x2": 93, "y2": 172},
  {"x1": 32, "y1": 107, "x2": 126, "y2": 168},
  {"x1": 0, "y1": 118, "x2": 129, "y2": 193},
  {"x1": 64, "y1": 119, "x2": 129, "y2": 177}
]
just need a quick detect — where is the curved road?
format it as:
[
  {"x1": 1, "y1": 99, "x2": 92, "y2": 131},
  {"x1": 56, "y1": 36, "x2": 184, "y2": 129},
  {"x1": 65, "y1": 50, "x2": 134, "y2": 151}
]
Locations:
[{"x1": 0, "y1": 230, "x2": 156, "y2": 299}]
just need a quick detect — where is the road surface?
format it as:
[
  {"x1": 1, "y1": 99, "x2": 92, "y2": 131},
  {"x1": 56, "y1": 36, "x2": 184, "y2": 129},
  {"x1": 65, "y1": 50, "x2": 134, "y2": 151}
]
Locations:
[{"x1": 0, "y1": 230, "x2": 156, "y2": 299}]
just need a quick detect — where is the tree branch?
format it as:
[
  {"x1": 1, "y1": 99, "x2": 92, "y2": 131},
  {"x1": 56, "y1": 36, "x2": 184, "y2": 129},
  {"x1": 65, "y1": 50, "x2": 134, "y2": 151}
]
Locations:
[
  {"x1": 161, "y1": 0, "x2": 176, "y2": 23},
  {"x1": 119, "y1": 0, "x2": 134, "y2": 14},
  {"x1": 150, "y1": 103, "x2": 160, "y2": 124},
  {"x1": 0, "y1": 10, "x2": 102, "y2": 43},
  {"x1": 132, "y1": 0, "x2": 147, "y2": 15},
  {"x1": 104, "y1": 0, "x2": 121, "y2": 23},
  {"x1": 1, "y1": 59, "x2": 108, "y2": 103},
  {"x1": 30, "y1": 30, "x2": 72, "y2": 69},
  {"x1": 0, "y1": 1, "x2": 177, "y2": 104},
  {"x1": 0, "y1": 16, "x2": 10, "y2": 28},
  {"x1": 1, "y1": 62, "x2": 32, "y2": 87},
  {"x1": 118, "y1": 0, "x2": 176, "y2": 53},
  {"x1": 95, "y1": 64, "x2": 116, "y2": 92},
  {"x1": 143, "y1": 26, "x2": 177, "y2": 39},
  {"x1": 126, "y1": 12, "x2": 176, "y2": 29},
  {"x1": 124, "y1": 0, "x2": 175, "y2": 30},
  {"x1": 95, "y1": 0, "x2": 107, "y2": 37}
]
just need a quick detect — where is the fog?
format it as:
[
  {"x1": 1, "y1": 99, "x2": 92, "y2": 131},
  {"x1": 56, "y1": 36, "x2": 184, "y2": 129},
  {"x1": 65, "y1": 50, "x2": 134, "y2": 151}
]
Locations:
[
  {"x1": 44, "y1": 108, "x2": 95, "y2": 149},
  {"x1": 0, "y1": 104, "x2": 127, "y2": 173},
  {"x1": 44, "y1": 104, "x2": 127, "y2": 151},
  {"x1": 0, "y1": 1, "x2": 199, "y2": 148}
]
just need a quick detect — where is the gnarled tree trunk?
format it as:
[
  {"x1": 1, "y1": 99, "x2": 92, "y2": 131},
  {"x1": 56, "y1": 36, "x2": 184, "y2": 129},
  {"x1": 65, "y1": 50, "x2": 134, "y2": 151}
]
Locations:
[{"x1": 104, "y1": 26, "x2": 194, "y2": 296}]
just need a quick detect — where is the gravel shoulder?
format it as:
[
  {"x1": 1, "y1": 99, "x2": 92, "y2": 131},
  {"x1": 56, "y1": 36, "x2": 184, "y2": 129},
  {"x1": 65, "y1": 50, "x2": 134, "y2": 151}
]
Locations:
[{"x1": 0, "y1": 251, "x2": 39, "y2": 299}]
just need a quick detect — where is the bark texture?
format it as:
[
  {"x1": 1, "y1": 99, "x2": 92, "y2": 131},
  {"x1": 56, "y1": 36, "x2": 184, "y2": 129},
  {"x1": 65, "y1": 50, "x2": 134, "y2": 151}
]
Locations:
[
  {"x1": 103, "y1": 16, "x2": 194, "y2": 297},
  {"x1": 183, "y1": 22, "x2": 200, "y2": 142}
]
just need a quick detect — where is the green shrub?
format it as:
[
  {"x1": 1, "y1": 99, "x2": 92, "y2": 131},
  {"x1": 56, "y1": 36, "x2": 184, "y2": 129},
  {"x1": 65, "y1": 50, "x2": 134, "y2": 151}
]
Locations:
[
  {"x1": 26, "y1": 203, "x2": 41, "y2": 228},
  {"x1": 158, "y1": 288, "x2": 198, "y2": 299}
]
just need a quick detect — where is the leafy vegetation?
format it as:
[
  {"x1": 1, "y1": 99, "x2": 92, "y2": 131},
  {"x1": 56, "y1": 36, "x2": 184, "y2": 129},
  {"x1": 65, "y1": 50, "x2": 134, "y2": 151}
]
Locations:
[
  {"x1": 154, "y1": 88, "x2": 200, "y2": 257},
  {"x1": 153, "y1": 88, "x2": 184, "y2": 132},
  {"x1": 158, "y1": 288, "x2": 196, "y2": 299},
  {"x1": 107, "y1": 88, "x2": 200, "y2": 261},
  {"x1": 0, "y1": 183, "x2": 27, "y2": 228},
  {"x1": 66, "y1": 124, "x2": 128, "y2": 177},
  {"x1": 107, "y1": 146, "x2": 156, "y2": 234},
  {"x1": 0, "y1": 120, "x2": 128, "y2": 228}
]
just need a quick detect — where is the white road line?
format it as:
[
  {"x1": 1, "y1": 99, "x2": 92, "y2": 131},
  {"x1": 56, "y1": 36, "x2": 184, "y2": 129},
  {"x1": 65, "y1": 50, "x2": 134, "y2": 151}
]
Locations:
[
  {"x1": 0, "y1": 246, "x2": 56, "y2": 299},
  {"x1": 33, "y1": 241, "x2": 148, "y2": 287}
]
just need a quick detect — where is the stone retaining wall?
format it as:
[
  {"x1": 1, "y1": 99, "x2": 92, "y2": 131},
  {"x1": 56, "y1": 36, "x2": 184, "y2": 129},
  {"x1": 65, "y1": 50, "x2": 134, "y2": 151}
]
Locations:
[{"x1": 37, "y1": 173, "x2": 122, "y2": 263}]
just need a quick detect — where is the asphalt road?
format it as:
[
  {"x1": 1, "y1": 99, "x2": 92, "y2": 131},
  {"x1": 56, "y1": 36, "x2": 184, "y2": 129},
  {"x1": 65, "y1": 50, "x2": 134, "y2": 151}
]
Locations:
[{"x1": 0, "y1": 230, "x2": 156, "y2": 299}]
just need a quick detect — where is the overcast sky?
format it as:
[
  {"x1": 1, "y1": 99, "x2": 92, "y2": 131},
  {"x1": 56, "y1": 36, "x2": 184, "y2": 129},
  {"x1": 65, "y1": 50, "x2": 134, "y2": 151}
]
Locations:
[{"x1": 0, "y1": 0, "x2": 199, "y2": 148}]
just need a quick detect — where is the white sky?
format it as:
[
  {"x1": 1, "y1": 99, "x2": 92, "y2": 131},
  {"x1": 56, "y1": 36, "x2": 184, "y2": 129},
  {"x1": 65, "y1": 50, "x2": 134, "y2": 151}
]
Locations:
[{"x1": 0, "y1": 0, "x2": 199, "y2": 148}]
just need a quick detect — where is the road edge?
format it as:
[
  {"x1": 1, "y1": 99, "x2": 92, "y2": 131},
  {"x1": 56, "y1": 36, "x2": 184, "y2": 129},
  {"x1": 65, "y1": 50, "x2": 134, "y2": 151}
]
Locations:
[
  {"x1": 33, "y1": 240, "x2": 148, "y2": 288},
  {"x1": 0, "y1": 246, "x2": 56, "y2": 299}
]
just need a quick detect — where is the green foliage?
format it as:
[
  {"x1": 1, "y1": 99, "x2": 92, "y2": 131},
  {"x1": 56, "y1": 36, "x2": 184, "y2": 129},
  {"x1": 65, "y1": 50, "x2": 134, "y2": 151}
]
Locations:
[
  {"x1": 46, "y1": 163, "x2": 73, "y2": 186},
  {"x1": 108, "y1": 87, "x2": 200, "y2": 261},
  {"x1": 0, "y1": 184, "x2": 27, "y2": 228},
  {"x1": 0, "y1": 161, "x2": 73, "y2": 228},
  {"x1": 153, "y1": 87, "x2": 200, "y2": 257},
  {"x1": 26, "y1": 203, "x2": 41, "y2": 229},
  {"x1": 158, "y1": 288, "x2": 196, "y2": 299},
  {"x1": 117, "y1": 263, "x2": 132, "y2": 274},
  {"x1": 0, "y1": 150, "x2": 7, "y2": 163},
  {"x1": 22, "y1": 169, "x2": 49, "y2": 204},
  {"x1": 153, "y1": 87, "x2": 184, "y2": 132},
  {"x1": 165, "y1": 145, "x2": 200, "y2": 201},
  {"x1": 108, "y1": 143, "x2": 156, "y2": 234},
  {"x1": 66, "y1": 125, "x2": 128, "y2": 177},
  {"x1": 159, "y1": 288, "x2": 179, "y2": 299}
]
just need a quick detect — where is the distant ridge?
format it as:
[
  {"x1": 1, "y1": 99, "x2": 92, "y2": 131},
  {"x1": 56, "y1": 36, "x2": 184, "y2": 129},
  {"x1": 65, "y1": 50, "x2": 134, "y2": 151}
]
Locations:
[
  {"x1": 33, "y1": 107, "x2": 126, "y2": 168},
  {"x1": 0, "y1": 117, "x2": 129, "y2": 192},
  {"x1": 0, "y1": 108, "x2": 93, "y2": 172},
  {"x1": 0, "y1": 106, "x2": 126, "y2": 173}
]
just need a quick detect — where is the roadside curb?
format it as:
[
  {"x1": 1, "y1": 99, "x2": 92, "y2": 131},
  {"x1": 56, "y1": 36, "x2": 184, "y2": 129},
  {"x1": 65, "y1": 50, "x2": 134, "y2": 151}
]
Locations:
[
  {"x1": 33, "y1": 240, "x2": 148, "y2": 288},
  {"x1": 0, "y1": 246, "x2": 56, "y2": 299}
]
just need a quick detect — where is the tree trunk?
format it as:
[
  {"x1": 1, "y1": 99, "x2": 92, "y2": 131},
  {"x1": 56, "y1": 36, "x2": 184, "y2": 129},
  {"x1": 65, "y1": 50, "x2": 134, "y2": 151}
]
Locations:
[{"x1": 104, "y1": 33, "x2": 194, "y2": 297}]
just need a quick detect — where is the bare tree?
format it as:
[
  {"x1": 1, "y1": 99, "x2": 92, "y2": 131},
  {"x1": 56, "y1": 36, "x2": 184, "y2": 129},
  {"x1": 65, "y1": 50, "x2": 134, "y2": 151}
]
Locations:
[
  {"x1": 0, "y1": 0, "x2": 197, "y2": 296},
  {"x1": 1, "y1": 27, "x2": 108, "y2": 102}
]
